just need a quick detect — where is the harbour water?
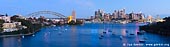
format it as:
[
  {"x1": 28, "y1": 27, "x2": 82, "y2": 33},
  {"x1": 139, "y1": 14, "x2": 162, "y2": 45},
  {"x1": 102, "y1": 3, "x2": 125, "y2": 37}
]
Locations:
[{"x1": 0, "y1": 23, "x2": 170, "y2": 47}]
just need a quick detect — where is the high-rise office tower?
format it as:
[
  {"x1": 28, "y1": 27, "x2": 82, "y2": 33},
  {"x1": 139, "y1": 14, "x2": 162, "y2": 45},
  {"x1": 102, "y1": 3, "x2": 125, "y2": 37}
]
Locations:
[
  {"x1": 72, "y1": 10, "x2": 76, "y2": 22},
  {"x1": 113, "y1": 10, "x2": 118, "y2": 19}
]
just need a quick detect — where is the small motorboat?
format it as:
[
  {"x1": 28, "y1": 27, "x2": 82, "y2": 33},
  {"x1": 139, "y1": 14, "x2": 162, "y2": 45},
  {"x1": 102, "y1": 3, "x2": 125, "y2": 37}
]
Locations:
[
  {"x1": 22, "y1": 36, "x2": 25, "y2": 38},
  {"x1": 52, "y1": 25, "x2": 56, "y2": 27},
  {"x1": 137, "y1": 31, "x2": 144, "y2": 35},
  {"x1": 101, "y1": 35, "x2": 104, "y2": 37},
  {"x1": 99, "y1": 37, "x2": 103, "y2": 39},
  {"x1": 139, "y1": 40, "x2": 146, "y2": 43},
  {"x1": 120, "y1": 36, "x2": 123, "y2": 40},
  {"x1": 32, "y1": 34, "x2": 35, "y2": 37},
  {"x1": 112, "y1": 33, "x2": 115, "y2": 35},
  {"x1": 143, "y1": 38, "x2": 148, "y2": 40},
  {"x1": 65, "y1": 29, "x2": 68, "y2": 30},
  {"x1": 103, "y1": 31, "x2": 107, "y2": 34},
  {"x1": 112, "y1": 32, "x2": 116, "y2": 35},
  {"x1": 130, "y1": 34, "x2": 135, "y2": 35},
  {"x1": 108, "y1": 30, "x2": 112, "y2": 32},
  {"x1": 125, "y1": 30, "x2": 128, "y2": 33}
]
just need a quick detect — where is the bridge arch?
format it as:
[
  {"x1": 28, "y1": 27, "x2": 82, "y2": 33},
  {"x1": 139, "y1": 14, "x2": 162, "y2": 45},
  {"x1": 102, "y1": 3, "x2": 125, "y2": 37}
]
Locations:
[{"x1": 27, "y1": 11, "x2": 66, "y2": 18}]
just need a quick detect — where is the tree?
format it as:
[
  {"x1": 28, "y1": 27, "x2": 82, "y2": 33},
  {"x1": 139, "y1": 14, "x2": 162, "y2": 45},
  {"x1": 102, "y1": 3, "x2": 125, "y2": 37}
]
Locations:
[{"x1": 0, "y1": 19, "x2": 4, "y2": 32}]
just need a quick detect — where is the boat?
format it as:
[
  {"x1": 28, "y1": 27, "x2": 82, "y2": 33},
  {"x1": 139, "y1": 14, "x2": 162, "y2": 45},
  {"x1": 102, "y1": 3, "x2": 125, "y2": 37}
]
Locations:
[
  {"x1": 99, "y1": 33, "x2": 104, "y2": 37},
  {"x1": 120, "y1": 36, "x2": 123, "y2": 40},
  {"x1": 84, "y1": 21, "x2": 91, "y2": 23},
  {"x1": 120, "y1": 21, "x2": 128, "y2": 24},
  {"x1": 125, "y1": 30, "x2": 128, "y2": 33},
  {"x1": 139, "y1": 40, "x2": 146, "y2": 43},
  {"x1": 51, "y1": 25, "x2": 56, "y2": 27},
  {"x1": 22, "y1": 36, "x2": 25, "y2": 38},
  {"x1": 103, "y1": 31, "x2": 106, "y2": 34},
  {"x1": 54, "y1": 29, "x2": 58, "y2": 31},
  {"x1": 32, "y1": 34, "x2": 35, "y2": 37},
  {"x1": 101, "y1": 35, "x2": 104, "y2": 37},
  {"x1": 130, "y1": 33, "x2": 135, "y2": 35},
  {"x1": 112, "y1": 32, "x2": 115, "y2": 35},
  {"x1": 137, "y1": 31, "x2": 145, "y2": 35},
  {"x1": 65, "y1": 29, "x2": 68, "y2": 30},
  {"x1": 99, "y1": 37, "x2": 103, "y2": 39},
  {"x1": 143, "y1": 38, "x2": 148, "y2": 40},
  {"x1": 137, "y1": 32, "x2": 144, "y2": 35},
  {"x1": 108, "y1": 30, "x2": 112, "y2": 32}
]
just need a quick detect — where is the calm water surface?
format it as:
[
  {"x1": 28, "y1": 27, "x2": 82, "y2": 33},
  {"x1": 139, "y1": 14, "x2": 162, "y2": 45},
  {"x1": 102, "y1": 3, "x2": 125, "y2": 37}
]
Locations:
[{"x1": 0, "y1": 23, "x2": 170, "y2": 47}]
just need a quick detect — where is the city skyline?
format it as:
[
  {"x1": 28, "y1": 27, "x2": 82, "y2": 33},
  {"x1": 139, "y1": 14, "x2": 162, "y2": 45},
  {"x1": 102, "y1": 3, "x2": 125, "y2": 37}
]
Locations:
[{"x1": 0, "y1": 0, "x2": 170, "y2": 18}]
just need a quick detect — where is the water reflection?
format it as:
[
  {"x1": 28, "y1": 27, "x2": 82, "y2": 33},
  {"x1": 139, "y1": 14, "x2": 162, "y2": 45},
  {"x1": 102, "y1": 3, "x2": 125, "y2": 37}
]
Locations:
[
  {"x1": 2, "y1": 36, "x2": 22, "y2": 47},
  {"x1": 0, "y1": 23, "x2": 170, "y2": 47},
  {"x1": 71, "y1": 25, "x2": 77, "y2": 47}
]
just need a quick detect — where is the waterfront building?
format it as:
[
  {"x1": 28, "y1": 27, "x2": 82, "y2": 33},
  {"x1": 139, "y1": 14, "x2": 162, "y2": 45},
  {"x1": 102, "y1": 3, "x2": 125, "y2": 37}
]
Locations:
[
  {"x1": 2, "y1": 22, "x2": 21, "y2": 29},
  {"x1": 2, "y1": 23, "x2": 16, "y2": 29},
  {"x1": 0, "y1": 14, "x2": 11, "y2": 22},
  {"x1": 147, "y1": 15, "x2": 153, "y2": 23},
  {"x1": 2, "y1": 22, "x2": 23, "y2": 32}
]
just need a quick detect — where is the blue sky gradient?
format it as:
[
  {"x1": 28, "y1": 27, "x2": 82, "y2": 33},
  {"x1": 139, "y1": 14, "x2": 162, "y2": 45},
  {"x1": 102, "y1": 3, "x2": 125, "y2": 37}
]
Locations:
[{"x1": 0, "y1": 0, "x2": 170, "y2": 18}]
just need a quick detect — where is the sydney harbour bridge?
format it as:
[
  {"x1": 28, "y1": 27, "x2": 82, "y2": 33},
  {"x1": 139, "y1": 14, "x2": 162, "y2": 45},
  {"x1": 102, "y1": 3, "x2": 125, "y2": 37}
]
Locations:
[
  {"x1": 27, "y1": 11, "x2": 67, "y2": 19},
  {"x1": 26, "y1": 10, "x2": 87, "y2": 24}
]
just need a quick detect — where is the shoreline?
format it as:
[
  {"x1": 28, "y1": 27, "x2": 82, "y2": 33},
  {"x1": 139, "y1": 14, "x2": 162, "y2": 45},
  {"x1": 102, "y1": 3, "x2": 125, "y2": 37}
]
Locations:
[
  {"x1": 0, "y1": 29, "x2": 40, "y2": 37},
  {"x1": 0, "y1": 28, "x2": 41, "y2": 37},
  {"x1": 141, "y1": 29, "x2": 170, "y2": 36},
  {"x1": 0, "y1": 33, "x2": 33, "y2": 37}
]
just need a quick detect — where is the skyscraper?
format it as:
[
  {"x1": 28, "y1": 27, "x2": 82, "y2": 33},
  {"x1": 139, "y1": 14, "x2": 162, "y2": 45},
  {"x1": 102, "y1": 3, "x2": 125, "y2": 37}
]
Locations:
[
  {"x1": 72, "y1": 9, "x2": 76, "y2": 22},
  {"x1": 113, "y1": 10, "x2": 118, "y2": 19}
]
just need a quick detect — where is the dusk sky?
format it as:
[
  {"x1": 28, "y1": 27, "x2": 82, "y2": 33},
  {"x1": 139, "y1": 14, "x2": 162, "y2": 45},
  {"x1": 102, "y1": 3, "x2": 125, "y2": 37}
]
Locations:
[{"x1": 0, "y1": 0, "x2": 170, "y2": 18}]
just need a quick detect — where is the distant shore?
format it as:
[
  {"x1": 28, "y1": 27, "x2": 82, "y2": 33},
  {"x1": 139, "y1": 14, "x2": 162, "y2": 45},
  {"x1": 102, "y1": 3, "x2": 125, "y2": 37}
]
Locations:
[{"x1": 139, "y1": 17, "x2": 170, "y2": 36}]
